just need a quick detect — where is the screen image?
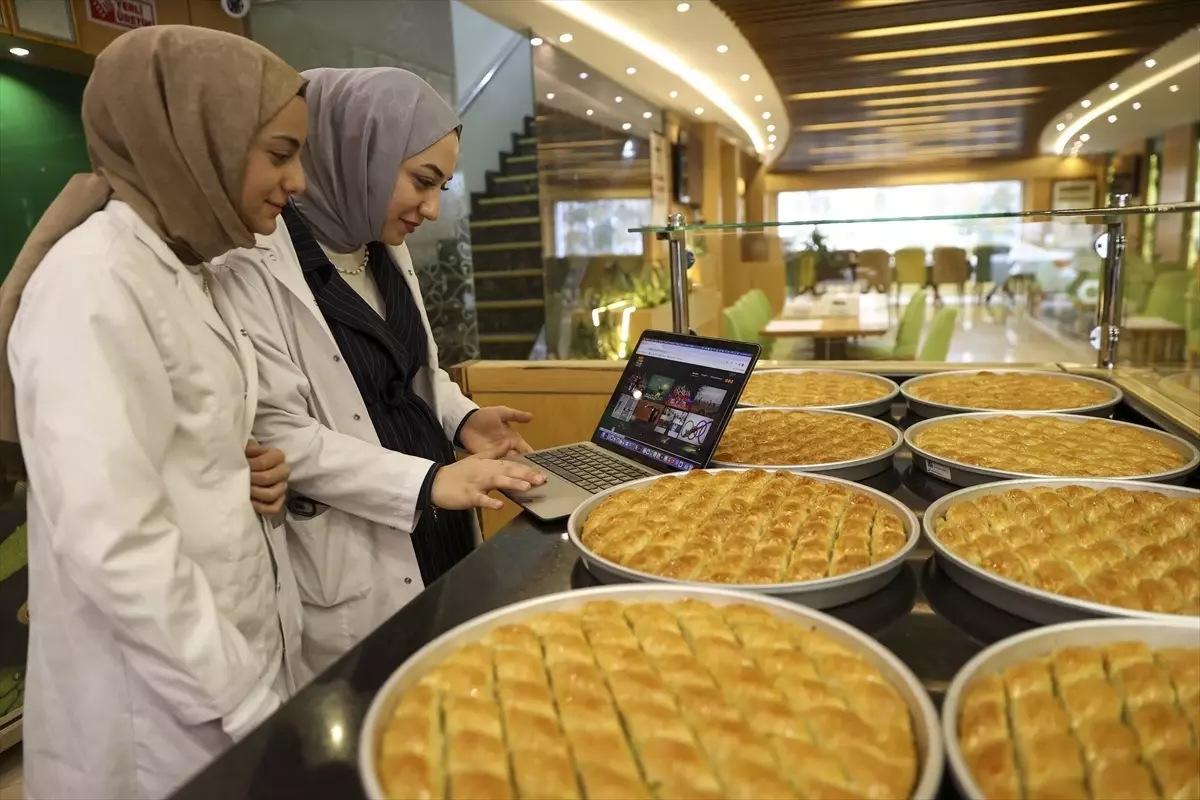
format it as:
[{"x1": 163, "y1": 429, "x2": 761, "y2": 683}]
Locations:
[{"x1": 593, "y1": 335, "x2": 756, "y2": 472}]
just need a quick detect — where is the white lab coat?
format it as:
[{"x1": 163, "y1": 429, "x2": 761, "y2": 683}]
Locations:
[
  {"x1": 216, "y1": 223, "x2": 478, "y2": 673},
  {"x1": 9, "y1": 201, "x2": 306, "y2": 799}
]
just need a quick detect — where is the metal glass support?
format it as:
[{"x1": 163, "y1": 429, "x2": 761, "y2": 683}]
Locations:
[
  {"x1": 658, "y1": 213, "x2": 690, "y2": 334},
  {"x1": 1095, "y1": 194, "x2": 1129, "y2": 369}
]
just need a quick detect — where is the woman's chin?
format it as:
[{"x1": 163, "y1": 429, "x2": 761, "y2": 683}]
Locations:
[{"x1": 380, "y1": 229, "x2": 407, "y2": 247}]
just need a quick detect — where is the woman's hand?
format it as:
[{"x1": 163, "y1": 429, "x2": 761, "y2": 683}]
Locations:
[
  {"x1": 432, "y1": 443, "x2": 544, "y2": 511},
  {"x1": 246, "y1": 439, "x2": 290, "y2": 516},
  {"x1": 458, "y1": 406, "x2": 533, "y2": 456}
]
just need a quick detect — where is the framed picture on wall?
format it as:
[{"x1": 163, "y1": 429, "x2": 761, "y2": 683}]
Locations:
[
  {"x1": 1051, "y1": 179, "x2": 1097, "y2": 211},
  {"x1": 11, "y1": 0, "x2": 77, "y2": 44}
]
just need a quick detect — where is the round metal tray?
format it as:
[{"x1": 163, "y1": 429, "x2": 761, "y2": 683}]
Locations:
[
  {"x1": 924, "y1": 478, "x2": 1200, "y2": 624},
  {"x1": 710, "y1": 407, "x2": 902, "y2": 480},
  {"x1": 943, "y1": 618, "x2": 1200, "y2": 800},
  {"x1": 905, "y1": 411, "x2": 1200, "y2": 487},
  {"x1": 900, "y1": 369, "x2": 1121, "y2": 418},
  {"x1": 740, "y1": 368, "x2": 899, "y2": 417},
  {"x1": 359, "y1": 584, "x2": 945, "y2": 800},
  {"x1": 567, "y1": 468, "x2": 921, "y2": 608}
]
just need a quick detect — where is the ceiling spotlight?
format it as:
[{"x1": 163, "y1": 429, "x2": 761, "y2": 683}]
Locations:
[
  {"x1": 768, "y1": 134, "x2": 777, "y2": 142},
  {"x1": 1169, "y1": 84, "x2": 1179, "y2": 92},
  {"x1": 1145, "y1": 58, "x2": 1157, "y2": 67},
  {"x1": 1081, "y1": 99, "x2": 1092, "y2": 108},
  {"x1": 1066, "y1": 112, "x2": 1074, "y2": 120},
  {"x1": 762, "y1": 112, "x2": 771, "y2": 119},
  {"x1": 579, "y1": 72, "x2": 588, "y2": 79},
  {"x1": 615, "y1": 96, "x2": 623, "y2": 103},
  {"x1": 768, "y1": 144, "x2": 776, "y2": 151},
  {"x1": 677, "y1": 2, "x2": 690, "y2": 10},
  {"x1": 559, "y1": 33, "x2": 573, "y2": 43},
  {"x1": 546, "y1": 93, "x2": 555, "y2": 100},
  {"x1": 1109, "y1": 82, "x2": 1119, "y2": 90},
  {"x1": 622, "y1": 122, "x2": 632, "y2": 130},
  {"x1": 1107, "y1": 114, "x2": 1118, "y2": 122},
  {"x1": 767, "y1": 124, "x2": 776, "y2": 132},
  {"x1": 1080, "y1": 133, "x2": 1091, "y2": 142},
  {"x1": 9, "y1": 47, "x2": 29, "y2": 57},
  {"x1": 1056, "y1": 122, "x2": 1066, "y2": 131},
  {"x1": 626, "y1": 67, "x2": 637, "y2": 75},
  {"x1": 643, "y1": 111, "x2": 653, "y2": 119},
  {"x1": 695, "y1": 107, "x2": 705, "y2": 115},
  {"x1": 586, "y1": 109, "x2": 594, "y2": 116},
  {"x1": 1132, "y1": 101, "x2": 1142, "y2": 110},
  {"x1": 530, "y1": 37, "x2": 543, "y2": 46},
  {"x1": 754, "y1": 94, "x2": 764, "y2": 102},
  {"x1": 716, "y1": 45, "x2": 729, "y2": 53},
  {"x1": 740, "y1": 74, "x2": 750, "y2": 82},
  {"x1": 669, "y1": 90, "x2": 678, "y2": 98}
]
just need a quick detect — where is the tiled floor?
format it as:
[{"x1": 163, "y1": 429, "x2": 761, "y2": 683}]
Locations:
[{"x1": 0, "y1": 744, "x2": 21, "y2": 800}]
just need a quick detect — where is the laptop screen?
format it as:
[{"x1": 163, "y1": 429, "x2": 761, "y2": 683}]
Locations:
[{"x1": 591, "y1": 331, "x2": 760, "y2": 473}]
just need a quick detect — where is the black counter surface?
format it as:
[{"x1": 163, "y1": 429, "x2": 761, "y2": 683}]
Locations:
[{"x1": 172, "y1": 397, "x2": 1200, "y2": 800}]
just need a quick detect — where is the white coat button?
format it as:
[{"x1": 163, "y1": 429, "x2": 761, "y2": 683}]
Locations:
[
  {"x1": 333, "y1": 355, "x2": 341, "y2": 363},
  {"x1": 404, "y1": 577, "x2": 412, "y2": 585},
  {"x1": 240, "y1": 329, "x2": 248, "y2": 336},
  {"x1": 354, "y1": 414, "x2": 361, "y2": 421}
]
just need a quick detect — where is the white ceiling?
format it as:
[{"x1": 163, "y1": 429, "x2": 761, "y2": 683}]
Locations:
[
  {"x1": 463, "y1": 0, "x2": 787, "y2": 163},
  {"x1": 1039, "y1": 25, "x2": 1200, "y2": 157}
]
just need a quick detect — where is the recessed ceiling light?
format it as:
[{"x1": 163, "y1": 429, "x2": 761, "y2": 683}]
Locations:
[
  {"x1": 1145, "y1": 58, "x2": 1157, "y2": 67},
  {"x1": 586, "y1": 109, "x2": 594, "y2": 115},
  {"x1": 676, "y1": 2, "x2": 690, "y2": 10},
  {"x1": 9, "y1": 47, "x2": 29, "y2": 57},
  {"x1": 643, "y1": 111, "x2": 652, "y2": 119},
  {"x1": 895, "y1": 49, "x2": 1137, "y2": 76},
  {"x1": 1107, "y1": 114, "x2": 1118, "y2": 122},
  {"x1": 1056, "y1": 122, "x2": 1066, "y2": 131},
  {"x1": 559, "y1": 33, "x2": 573, "y2": 43},
  {"x1": 1066, "y1": 112, "x2": 1074, "y2": 120},
  {"x1": 848, "y1": 31, "x2": 1113, "y2": 62},
  {"x1": 1132, "y1": 101, "x2": 1142, "y2": 109},
  {"x1": 767, "y1": 124, "x2": 776, "y2": 132},
  {"x1": 622, "y1": 122, "x2": 632, "y2": 130},
  {"x1": 842, "y1": 2, "x2": 1147, "y2": 38},
  {"x1": 768, "y1": 144, "x2": 776, "y2": 150},
  {"x1": 1080, "y1": 133, "x2": 1091, "y2": 141},
  {"x1": 716, "y1": 45, "x2": 729, "y2": 53},
  {"x1": 768, "y1": 134, "x2": 777, "y2": 142},
  {"x1": 789, "y1": 79, "x2": 981, "y2": 100},
  {"x1": 1169, "y1": 84, "x2": 1179, "y2": 92},
  {"x1": 530, "y1": 37, "x2": 544, "y2": 46},
  {"x1": 579, "y1": 72, "x2": 588, "y2": 79},
  {"x1": 1109, "y1": 82, "x2": 1119, "y2": 90},
  {"x1": 754, "y1": 94, "x2": 764, "y2": 102},
  {"x1": 1081, "y1": 99, "x2": 1092, "y2": 108},
  {"x1": 762, "y1": 112, "x2": 771, "y2": 119},
  {"x1": 546, "y1": 93, "x2": 555, "y2": 100},
  {"x1": 626, "y1": 67, "x2": 637, "y2": 75},
  {"x1": 669, "y1": 91, "x2": 678, "y2": 98},
  {"x1": 695, "y1": 107, "x2": 705, "y2": 115},
  {"x1": 615, "y1": 96, "x2": 623, "y2": 103},
  {"x1": 740, "y1": 74, "x2": 750, "y2": 82}
]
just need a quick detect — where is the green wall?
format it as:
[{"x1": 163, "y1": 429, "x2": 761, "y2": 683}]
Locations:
[{"x1": 0, "y1": 60, "x2": 90, "y2": 280}]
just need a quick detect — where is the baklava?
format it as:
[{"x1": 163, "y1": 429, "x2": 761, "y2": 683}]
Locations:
[
  {"x1": 908, "y1": 372, "x2": 1114, "y2": 411},
  {"x1": 740, "y1": 372, "x2": 891, "y2": 408},
  {"x1": 932, "y1": 485, "x2": 1200, "y2": 615},
  {"x1": 957, "y1": 643, "x2": 1200, "y2": 799},
  {"x1": 714, "y1": 410, "x2": 894, "y2": 466},
  {"x1": 376, "y1": 599, "x2": 919, "y2": 799},
  {"x1": 912, "y1": 415, "x2": 1189, "y2": 478},
  {"x1": 581, "y1": 469, "x2": 909, "y2": 584}
]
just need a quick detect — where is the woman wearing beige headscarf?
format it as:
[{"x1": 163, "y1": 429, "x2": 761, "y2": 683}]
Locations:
[{"x1": 0, "y1": 26, "x2": 309, "y2": 799}]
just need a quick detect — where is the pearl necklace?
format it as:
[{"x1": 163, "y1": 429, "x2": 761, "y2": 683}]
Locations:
[{"x1": 335, "y1": 248, "x2": 370, "y2": 276}]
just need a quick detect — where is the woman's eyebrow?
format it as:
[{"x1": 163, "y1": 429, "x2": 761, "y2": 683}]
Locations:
[
  {"x1": 422, "y1": 163, "x2": 446, "y2": 180},
  {"x1": 272, "y1": 135, "x2": 301, "y2": 148}
]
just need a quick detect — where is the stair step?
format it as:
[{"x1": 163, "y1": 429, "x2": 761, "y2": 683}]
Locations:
[
  {"x1": 472, "y1": 241, "x2": 542, "y2": 253},
  {"x1": 491, "y1": 173, "x2": 538, "y2": 184},
  {"x1": 479, "y1": 333, "x2": 539, "y2": 343},
  {"x1": 517, "y1": 136, "x2": 536, "y2": 146},
  {"x1": 469, "y1": 216, "x2": 540, "y2": 229},
  {"x1": 504, "y1": 154, "x2": 538, "y2": 164},
  {"x1": 477, "y1": 193, "x2": 539, "y2": 205},
  {"x1": 475, "y1": 269, "x2": 542, "y2": 278},
  {"x1": 477, "y1": 304, "x2": 546, "y2": 335},
  {"x1": 476, "y1": 298, "x2": 545, "y2": 310}
]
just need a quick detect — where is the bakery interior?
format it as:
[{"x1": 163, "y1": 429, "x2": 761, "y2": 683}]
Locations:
[{"x1": 2, "y1": 0, "x2": 1200, "y2": 798}]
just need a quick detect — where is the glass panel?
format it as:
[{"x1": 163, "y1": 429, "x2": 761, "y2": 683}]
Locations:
[{"x1": 11, "y1": 0, "x2": 75, "y2": 43}]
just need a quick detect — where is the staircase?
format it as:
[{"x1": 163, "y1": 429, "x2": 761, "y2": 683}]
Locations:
[{"x1": 469, "y1": 116, "x2": 546, "y2": 360}]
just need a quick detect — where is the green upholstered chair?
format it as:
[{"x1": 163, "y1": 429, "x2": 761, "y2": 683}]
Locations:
[
  {"x1": 722, "y1": 305, "x2": 750, "y2": 342},
  {"x1": 850, "y1": 290, "x2": 927, "y2": 360},
  {"x1": 1186, "y1": 277, "x2": 1200, "y2": 366},
  {"x1": 743, "y1": 289, "x2": 773, "y2": 330},
  {"x1": 1143, "y1": 270, "x2": 1191, "y2": 326},
  {"x1": 917, "y1": 307, "x2": 958, "y2": 361},
  {"x1": 892, "y1": 248, "x2": 927, "y2": 300}
]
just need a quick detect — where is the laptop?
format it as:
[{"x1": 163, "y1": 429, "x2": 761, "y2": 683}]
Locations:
[{"x1": 505, "y1": 330, "x2": 761, "y2": 521}]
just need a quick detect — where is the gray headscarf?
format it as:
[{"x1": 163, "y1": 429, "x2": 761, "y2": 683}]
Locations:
[{"x1": 294, "y1": 67, "x2": 462, "y2": 253}]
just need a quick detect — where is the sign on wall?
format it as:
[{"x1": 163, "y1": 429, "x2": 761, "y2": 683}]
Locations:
[
  {"x1": 650, "y1": 131, "x2": 670, "y2": 227},
  {"x1": 86, "y1": 0, "x2": 156, "y2": 31}
]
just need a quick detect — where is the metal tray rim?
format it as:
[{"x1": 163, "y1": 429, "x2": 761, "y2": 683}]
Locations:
[
  {"x1": 942, "y1": 618, "x2": 1200, "y2": 800},
  {"x1": 566, "y1": 468, "x2": 921, "y2": 596},
  {"x1": 905, "y1": 411, "x2": 1200, "y2": 484},
  {"x1": 740, "y1": 368, "x2": 900, "y2": 413},
  {"x1": 358, "y1": 584, "x2": 944, "y2": 800},
  {"x1": 900, "y1": 369, "x2": 1122, "y2": 416},
  {"x1": 924, "y1": 478, "x2": 1200, "y2": 622},
  {"x1": 710, "y1": 407, "x2": 902, "y2": 472}
]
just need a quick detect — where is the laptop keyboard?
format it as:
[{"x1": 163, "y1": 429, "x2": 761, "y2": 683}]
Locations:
[{"x1": 527, "y1": 445, "x2": 653, "y2": 494}]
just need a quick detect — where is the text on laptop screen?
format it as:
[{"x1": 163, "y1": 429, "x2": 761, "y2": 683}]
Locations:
[{"x1": 592, "y1": 337, "x2": 755, "y2": 472}]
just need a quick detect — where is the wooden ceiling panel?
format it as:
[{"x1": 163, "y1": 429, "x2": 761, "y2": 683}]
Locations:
[{"x1": 713, "y1": 0, "x2": 1200, "y2": 171}]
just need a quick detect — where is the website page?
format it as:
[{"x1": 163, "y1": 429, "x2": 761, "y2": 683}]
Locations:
[{"x1": 593, "y1": 338, "x2": 754, "y2": 471}]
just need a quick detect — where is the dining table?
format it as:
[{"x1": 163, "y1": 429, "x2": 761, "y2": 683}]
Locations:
[{"x1": 762, "y1": 292, "x2": 893, "y2": 358}]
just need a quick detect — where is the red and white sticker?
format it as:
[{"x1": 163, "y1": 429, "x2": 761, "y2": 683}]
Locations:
[{"x1": 87, "y1": 0, "x2": 156, "y2": 31}]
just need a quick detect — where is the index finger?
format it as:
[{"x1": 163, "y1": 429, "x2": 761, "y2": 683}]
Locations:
[{"x1": 247, "y1": 448, "x2": 286, "y2": 472}]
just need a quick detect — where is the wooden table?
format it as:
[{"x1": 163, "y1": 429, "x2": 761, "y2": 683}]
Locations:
[
  {"x1": 1122, "y1": 316, "x2": 1187, "y2": 365},
  {"x1": 761, "y1": 315, "x2": 891, "y2": 359}
]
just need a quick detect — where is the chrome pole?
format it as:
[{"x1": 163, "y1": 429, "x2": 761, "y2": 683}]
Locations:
[
  {"x1": 1095, "y1": 194, "x2": 1129, "y2": 369},
  {"x1": 659, "y1": 213, "x2": 690, "y2": 334}
]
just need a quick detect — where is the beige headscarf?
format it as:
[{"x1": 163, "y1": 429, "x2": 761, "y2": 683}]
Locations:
[{"x1": 0, "y1": 25, "x2": 304, "y2": 447}]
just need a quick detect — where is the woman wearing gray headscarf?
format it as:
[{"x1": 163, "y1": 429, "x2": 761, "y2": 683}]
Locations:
[{"x1": 217, "y1": 67, "x2": 543, "y2": 671}]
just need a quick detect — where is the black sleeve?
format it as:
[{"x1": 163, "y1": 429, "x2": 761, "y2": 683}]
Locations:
[
  {"x1": 453, "y1": 409, "x2": 478, "y2": 449},
  {"x1": 416, "y1": 463, "x2": 440, "y2": 510}
]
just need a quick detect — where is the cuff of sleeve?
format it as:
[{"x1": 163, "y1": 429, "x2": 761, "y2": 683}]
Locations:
[
  {"x1": 453, "y1": 409, "x2": 478, "y2": 448},
  {"x1": 417, "y1": 463, "x2": 441, "y2": 510},
  {"x1": 221, "y1": 682, "x2": 281, "y2": 742}
]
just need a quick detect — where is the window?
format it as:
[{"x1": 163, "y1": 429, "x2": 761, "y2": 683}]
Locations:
[{"x1": 554, "y1": 198, "x2": 652, "y2": 257}]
